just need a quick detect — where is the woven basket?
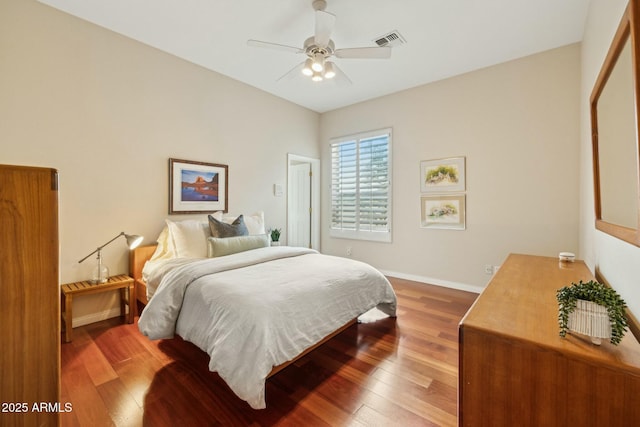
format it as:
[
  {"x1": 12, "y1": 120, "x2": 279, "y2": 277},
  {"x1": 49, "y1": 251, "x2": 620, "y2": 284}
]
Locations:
[{"x1": 567, "y1": 299, "x2": 611, "y2": 345}]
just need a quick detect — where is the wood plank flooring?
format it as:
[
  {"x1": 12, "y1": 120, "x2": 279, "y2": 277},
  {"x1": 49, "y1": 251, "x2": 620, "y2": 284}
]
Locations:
[{"x1": 60, "y1": 277, "x2": 478, "y2": 426}]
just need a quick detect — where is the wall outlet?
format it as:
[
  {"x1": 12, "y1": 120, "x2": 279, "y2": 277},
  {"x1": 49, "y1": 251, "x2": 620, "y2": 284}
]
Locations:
[
  {"x1": 484, "y1": 264, "x2": 494, "y2": 275},
  {"x1": 346, "y1": 247, "x2": 352, "y2": 256}
]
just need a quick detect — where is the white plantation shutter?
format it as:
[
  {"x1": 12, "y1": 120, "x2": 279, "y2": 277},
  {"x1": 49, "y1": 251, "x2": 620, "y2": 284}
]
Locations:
[{"x1": 331, "y1": 129, "x2": 392, "y2": 242}]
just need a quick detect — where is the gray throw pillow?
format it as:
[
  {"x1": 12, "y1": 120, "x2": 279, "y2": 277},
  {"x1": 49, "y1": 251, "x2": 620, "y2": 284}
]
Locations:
[{"x1": 208, "y1": 214, "x2": 249, "y2": 238}]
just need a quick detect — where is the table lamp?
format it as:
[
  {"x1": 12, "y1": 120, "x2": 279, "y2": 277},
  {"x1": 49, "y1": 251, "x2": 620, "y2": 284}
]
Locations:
[{"x1": 78, "y1": 232, "x2": 143, "y2": 284}]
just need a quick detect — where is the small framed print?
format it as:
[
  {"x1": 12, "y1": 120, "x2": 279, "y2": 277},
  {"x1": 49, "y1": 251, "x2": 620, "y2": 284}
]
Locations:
[
  {"x1": 420, "y1": 194, "x2": 466, "y2": 230},
  {"x1": 420, "y1": 157, "x2": 466, "y2": 193},
  {"x1": 169, "y1": 158, "x2": 228, "y2": 214}
]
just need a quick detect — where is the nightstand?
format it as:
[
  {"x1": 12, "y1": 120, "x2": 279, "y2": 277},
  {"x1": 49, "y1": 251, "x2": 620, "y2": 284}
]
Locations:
[{"x1": 60, "y1": 274, "x2": 134, "y2": 342}]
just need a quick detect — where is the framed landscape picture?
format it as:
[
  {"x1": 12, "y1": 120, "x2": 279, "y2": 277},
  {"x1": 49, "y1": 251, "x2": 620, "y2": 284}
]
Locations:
[
  {"x1": 420, "y1": 194, "x2": 466, "y2": 230},
  {"x1": 420, "y1": 157, "x2": 466, "y2": 193},
  {"x1": 169, "y1": 158, "x2": 228, "y2": 214}
]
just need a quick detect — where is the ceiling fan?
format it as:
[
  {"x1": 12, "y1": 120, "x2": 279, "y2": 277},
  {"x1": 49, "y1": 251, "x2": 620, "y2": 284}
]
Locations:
[{"x1": 247, "y1": 0, "x2": 391, "y2": 83}]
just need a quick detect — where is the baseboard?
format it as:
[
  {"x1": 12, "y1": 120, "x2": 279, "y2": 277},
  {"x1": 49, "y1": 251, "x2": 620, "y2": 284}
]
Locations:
[
  {"x1": 380, "y1": 269, "x2": 484, "y2": 294},
  {"x1": 73, "y1": 307, "x2": 126, "y2": 328}
]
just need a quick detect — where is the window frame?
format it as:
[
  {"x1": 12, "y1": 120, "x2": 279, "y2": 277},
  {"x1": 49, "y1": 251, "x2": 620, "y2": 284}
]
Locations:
[{"x1": 329, "y1": 128, "x2": 392, "y2": 243}]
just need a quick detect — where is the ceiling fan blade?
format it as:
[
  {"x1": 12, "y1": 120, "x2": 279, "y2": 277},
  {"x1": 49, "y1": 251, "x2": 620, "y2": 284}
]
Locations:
[
  {"x1": 314, "y1": 10, "x2": 335, "y2": 47},
  {"x1": 247, "y1": 39, "x2": 304, "y2": 54},
  {"x1": 334, "y1": 46, "x2": 392, "y2": 59},
  {"x1": 330, "y1": 62, "x2": 352, "y2": 86},
  {"x1": 276, "y1": 62, "x2": 305, "y2": 83}
]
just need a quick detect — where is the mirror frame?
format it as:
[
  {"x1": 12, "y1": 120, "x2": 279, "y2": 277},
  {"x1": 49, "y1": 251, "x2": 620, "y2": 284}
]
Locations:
[{"x1": 591, "y1": 0, "x2": 640, "y2": 247}]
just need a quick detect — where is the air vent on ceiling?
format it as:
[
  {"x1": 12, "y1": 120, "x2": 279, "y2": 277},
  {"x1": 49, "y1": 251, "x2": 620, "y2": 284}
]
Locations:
[{"x1": 373, "y1": 30, "x2": 406, "y2": 47}]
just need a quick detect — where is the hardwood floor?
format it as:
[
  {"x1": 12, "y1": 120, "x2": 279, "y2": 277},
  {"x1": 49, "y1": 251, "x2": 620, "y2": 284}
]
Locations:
[{"x1": 60, "y1": 277, "x2": 478, "y2": 426}]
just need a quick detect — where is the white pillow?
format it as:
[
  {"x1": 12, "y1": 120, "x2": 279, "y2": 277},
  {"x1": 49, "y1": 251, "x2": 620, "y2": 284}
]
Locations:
[
  {"x1": 211, "y1": 211, "x2": 265, "y2": 235},
  {"x1": 165, "y1": 218, "x2": 210, "y2": 258},
  {"x1": 207, "y1": 234, "x2": 269, "y2": 258},
  {"x1": 142, "y1": 226, "x2": 175, "y2": 282},
  {"x1": 147, "y1": 226, "x2": 175, "y2": 261}
]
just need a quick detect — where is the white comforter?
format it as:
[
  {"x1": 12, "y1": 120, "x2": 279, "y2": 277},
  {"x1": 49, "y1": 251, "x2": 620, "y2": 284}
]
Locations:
[{"x1": 138, "y1": 246, "x2": 397, "y2": 409}]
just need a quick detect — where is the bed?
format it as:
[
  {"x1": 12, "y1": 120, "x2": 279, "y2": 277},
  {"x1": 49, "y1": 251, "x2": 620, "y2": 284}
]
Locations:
[{"x1": 131, "y1": 213, "x2": 397, "y2": 409}]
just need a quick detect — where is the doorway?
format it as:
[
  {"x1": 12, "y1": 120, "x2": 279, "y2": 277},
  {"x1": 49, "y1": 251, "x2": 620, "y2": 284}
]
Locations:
[{"x1": 287, "y1": 154, "x2": 320, "y2": 250}]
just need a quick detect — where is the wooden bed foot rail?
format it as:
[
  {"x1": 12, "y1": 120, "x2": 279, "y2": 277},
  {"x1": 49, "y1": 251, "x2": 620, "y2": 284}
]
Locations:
[{"x1": 268, "y1": 318, "x2": 357, "y2": 378}]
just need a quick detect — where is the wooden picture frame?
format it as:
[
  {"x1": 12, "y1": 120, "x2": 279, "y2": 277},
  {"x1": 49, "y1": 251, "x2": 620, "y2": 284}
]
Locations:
[
  {"x1": 169, "y1": 158, "x2": 228, "y2": 214},
  {"x1": 420, "y1": 157, "x2": 466, "y2": 193},
  {"x1": 420, "y1": 194, "x2": 466, "y2": 230}
]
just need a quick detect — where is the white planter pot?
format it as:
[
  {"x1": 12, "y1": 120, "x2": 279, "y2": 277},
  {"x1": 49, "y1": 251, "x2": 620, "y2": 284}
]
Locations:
[{"x1": 567, "y1": 299, "x2": 612, "y2": 345}]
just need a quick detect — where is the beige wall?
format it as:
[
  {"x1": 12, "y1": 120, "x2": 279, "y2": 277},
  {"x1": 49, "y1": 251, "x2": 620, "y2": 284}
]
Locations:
[
  {"x1": 0, "y1": 0, "x2": 320, "y2": 325},
  {"x1": 6, "y1": 0, "x2": 636, "y2": 325},
  {"x1": 580, "y1": 0, "x2": 640, "y2": 319},
  {"x1": 320, "y1": 44, "x2": 581, "y2": 291}
]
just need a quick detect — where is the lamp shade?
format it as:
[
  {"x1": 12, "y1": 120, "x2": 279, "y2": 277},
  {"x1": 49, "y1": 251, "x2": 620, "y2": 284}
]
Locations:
[
  {"x1": 302, "y1": 58, "x2": 314, "y2": 76},
  {"x1": 125, "y1": 234, "x2": 143, "y2": 250},
  {"x1": 311, "y1": 53, "x2": 324, "y2": 72},
  {"x1": 323, "y1": 61, "x2": 336, "y2": 79}
]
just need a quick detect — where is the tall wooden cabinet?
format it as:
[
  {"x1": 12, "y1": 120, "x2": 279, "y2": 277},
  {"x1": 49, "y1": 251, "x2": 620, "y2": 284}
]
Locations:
[
  {"x1": 0, "y1": 165, "x2": 60, "y2": 426},
  {"x1": 459, "y1": 254, "x2": 640, "y2": 426}
]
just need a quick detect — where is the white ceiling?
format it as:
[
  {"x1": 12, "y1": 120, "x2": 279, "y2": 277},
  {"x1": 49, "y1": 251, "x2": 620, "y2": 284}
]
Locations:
[{"x1": 38, "y1": 0, "x2": 591, "y2": 113}]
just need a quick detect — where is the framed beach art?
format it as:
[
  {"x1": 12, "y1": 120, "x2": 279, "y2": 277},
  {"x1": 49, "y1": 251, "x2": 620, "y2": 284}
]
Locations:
[
  {"x1": 420, "y1": 194, "x2": 466, "y2": 230},
  {"x1": 169, "y1": 158, "x2": 228, "y2": 214},
  {"x1": 420, "y1": 157, "x2": 465, "y2": 193}
]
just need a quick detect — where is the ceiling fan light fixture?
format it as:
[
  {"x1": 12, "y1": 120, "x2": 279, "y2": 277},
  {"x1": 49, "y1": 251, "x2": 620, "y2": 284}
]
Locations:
[
  {"x1": 311, "y1": 52, "x2": 325, "y2": 72},
  {"x1": 249, "y1": 0, "x2": 390, "y2": 86},
  {"x1": 323, "y1": 61, "x2": 336, "y2": 79},
  {"x1": 302, "y1": 58, "x2": 314, "y2": 76}
]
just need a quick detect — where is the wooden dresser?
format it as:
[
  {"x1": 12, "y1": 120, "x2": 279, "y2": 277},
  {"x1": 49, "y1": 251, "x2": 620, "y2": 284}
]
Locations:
[
  {"x1": 459, "y1": 253, "x2": 640, "y2": 426},
  {"x1": 0, "y1": 165, "x2": 60, "y2": 426}
]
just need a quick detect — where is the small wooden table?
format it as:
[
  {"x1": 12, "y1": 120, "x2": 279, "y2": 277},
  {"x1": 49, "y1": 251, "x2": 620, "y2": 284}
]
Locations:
[{"x1": 60, "y1": 274, "x2": 134, "y2": 342}]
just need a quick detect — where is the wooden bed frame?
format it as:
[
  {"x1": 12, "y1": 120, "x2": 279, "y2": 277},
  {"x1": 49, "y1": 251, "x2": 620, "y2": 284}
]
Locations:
[
  {"x1": 129, "y1": 244, "x2": 156, "y2": 306},
  {"x1": 129, "y1": 244, "x2": 357, "y2": 378}
]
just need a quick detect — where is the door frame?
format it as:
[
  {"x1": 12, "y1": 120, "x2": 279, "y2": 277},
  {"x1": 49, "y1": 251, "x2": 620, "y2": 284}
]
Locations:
[{"x1": 287, "y1": 153, "x2": 320, "y2": 250}]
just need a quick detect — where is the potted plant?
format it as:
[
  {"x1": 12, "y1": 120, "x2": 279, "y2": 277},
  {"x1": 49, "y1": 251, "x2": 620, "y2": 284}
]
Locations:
[
  {"x1": 556, "y1": 279, "x2": 628, "y2": 345},
  {"x1": 269, "y1": 228, "x2": 281, "y2": 246}
]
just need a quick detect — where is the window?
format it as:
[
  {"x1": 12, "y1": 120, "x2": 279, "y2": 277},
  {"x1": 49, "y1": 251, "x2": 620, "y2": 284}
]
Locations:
[{"x1": 330, "y1": 128, "x2": 392, "y2": 242}]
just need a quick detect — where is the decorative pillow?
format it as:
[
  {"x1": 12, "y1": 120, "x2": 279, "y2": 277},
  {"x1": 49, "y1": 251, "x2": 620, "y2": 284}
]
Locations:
[
  {"x1": 165, "y1": 218, "x2": 210, "y2": 258},
  {"x1": 208, "y1": 214, "x2": 249, "y2": 238},
  {"x1": 207, "y1": 234, "x2": 269, "y2": 258},
  {"x1": 210, "y1": 211, "x2": 265, "y2": 235}
]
